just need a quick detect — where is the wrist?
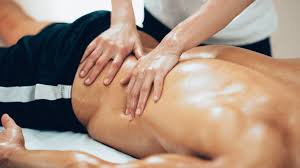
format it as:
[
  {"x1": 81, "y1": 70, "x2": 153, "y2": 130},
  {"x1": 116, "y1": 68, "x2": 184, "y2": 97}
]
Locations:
[
  {"x1": 0, "y1": 148, "x2": 25, "y2": 168},
  {"x1": 159, "y1": 37, "x2": 184, "y2": 56},
  {"x1": 110, "y1": 22, "x2": 136, "y2": 30},
  {"x1": 111, "y1": 18, "x2": 135, "y2": 27}
]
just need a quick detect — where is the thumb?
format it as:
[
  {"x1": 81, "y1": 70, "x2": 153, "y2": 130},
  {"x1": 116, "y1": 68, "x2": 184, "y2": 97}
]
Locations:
[
  {"x1": 1, "y1": 114, "x2": 18, "y2": 130},
  {"x1": 134, "y1": 40, "x2": 144, "y2": 59}
]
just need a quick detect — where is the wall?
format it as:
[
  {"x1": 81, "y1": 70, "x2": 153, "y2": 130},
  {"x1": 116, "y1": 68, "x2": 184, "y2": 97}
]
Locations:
[
  {"x1": 14, "y1": 0, "x2": 144, "y2": 26},
  {"x1": 271, "y1": 0, "x2": 300, "y2": 58}
]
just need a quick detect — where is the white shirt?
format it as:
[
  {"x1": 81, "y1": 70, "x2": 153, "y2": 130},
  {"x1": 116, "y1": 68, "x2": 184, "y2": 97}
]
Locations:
[{"x1": 144, "y1": 0, "x2": 278, "y2": 45}]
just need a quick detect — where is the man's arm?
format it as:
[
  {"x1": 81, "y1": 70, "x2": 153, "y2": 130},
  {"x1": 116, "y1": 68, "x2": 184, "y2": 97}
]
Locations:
[
  {"x1": 6, "y1": 150, "x2": 111, "y2": 168},
  {"x1": 6, "y1": 150, "x2": 209, "y2": 168},
  {"x1": 6, "y1": 149, "x2": 286, "y2": 168},
  {"x1": 1, "y1": 114, "x2": 285, "y2": 168},
  {"x1": 0, "y1": 114, "x2": 112, "y2": 168}
]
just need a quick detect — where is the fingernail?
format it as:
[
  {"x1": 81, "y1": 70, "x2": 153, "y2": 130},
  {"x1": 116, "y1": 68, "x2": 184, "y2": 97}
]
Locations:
[
  {"x1": 136, "y1": 109, "x2": 141, "y2": 116},
  {"x1": 85, "y1": 78, "x2": 91, "y2": 85},
  {"x1": 104, "y1": 78, "x2": 110, "y2": 85},
  {"x1": 125, "y1": 109, "x2": 129, "y2": 115},
  {"x1": 80, "y1": 71, "x2": 85, "y2": 77},
  {"x1": 154, "y1": 96, "x2": 159, "y2": 102}
]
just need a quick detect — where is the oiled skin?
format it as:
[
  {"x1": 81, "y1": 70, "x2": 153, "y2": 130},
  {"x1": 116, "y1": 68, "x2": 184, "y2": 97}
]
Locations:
[{"x1": 72, "y1": 45, "x2": 300, "y2": 167}]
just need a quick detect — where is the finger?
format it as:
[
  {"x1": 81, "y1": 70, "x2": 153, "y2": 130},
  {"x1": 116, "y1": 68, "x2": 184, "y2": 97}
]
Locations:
[
  {"x1": 153, "y1": 73, "x2": 164, "y2": 102},
  {"x1": 127, "y1": 71, "x2": 145, "y2": 118},
  {"x1": 144, "y1": 47, "x2": 152, "y2": 54},
  {"x1": 121, "y1": 62, "x2": 139, "y2": 85},
  {"x1": 124, "y1": 66, "x2": 138, "y2": 92},
  {"x1": 1, "y1": 114, "x2": 18, "y2": 129},
  {"x1": 84, "y1": 51, "x2": 111, "y2": 85},
  {"x1": 81, "y1": 39, "x2": 98, "y2": 63},
  {"x1": 124, "y1": 72, "x2": 137, "y2": 115},
  {"x1": 129, "y1": 111, "x2": 135, "y2": 121},
  {"x1": 104, "y1": 54, "x2": 125, "y2": 85},
  {"x1": 80, "y1": 46, "x2": 104, "y2": 78},
  {"x1": 126, "y1": 70, "x2": 138, "y2": 94},
  {"x1": 136, "y1": 73, "x2": 154, "y2": 116},
  {"x1": 134, "y1": 39, "x2": 144, "y2": 59},
  {"x1": 120, "y1": 70, "x2": 132, "y2": 85},
  {"x1": 125, "y1": 77, "x2": 135, "y2": 115}
]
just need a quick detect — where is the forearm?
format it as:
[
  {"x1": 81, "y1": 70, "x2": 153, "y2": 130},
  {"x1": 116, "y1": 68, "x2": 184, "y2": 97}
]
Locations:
[
  {"x1": 4, "y1": 150, "x2": 243, "y2": 168},
  {"x1": 161, "y1": 0, "x2": 254, "y2": 53},
  {"x1": 5, "y1": 150, "x2": 208, "y2": 168},
  {"x1": 111, "y1": 0, "x2": 136, "y2": 26},
  {"x1": 120, "y1": 154, "x2": 209, "y2": 168},
  {"x1": 5, "y1": 150, "x2": 110, "y2": 168}
]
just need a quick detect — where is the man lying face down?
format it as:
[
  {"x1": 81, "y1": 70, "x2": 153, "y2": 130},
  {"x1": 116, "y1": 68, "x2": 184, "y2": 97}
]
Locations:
[{"x1": 0, "y1": 10, "x2": 300, "y2": 168}]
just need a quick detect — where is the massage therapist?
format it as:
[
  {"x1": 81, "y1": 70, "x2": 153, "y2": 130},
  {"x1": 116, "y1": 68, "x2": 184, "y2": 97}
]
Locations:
[{"x1": 79, "y1": 0, "x2": 277, "y2": 118}]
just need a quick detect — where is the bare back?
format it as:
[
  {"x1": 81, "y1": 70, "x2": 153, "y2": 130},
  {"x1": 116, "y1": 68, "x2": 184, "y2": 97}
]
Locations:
[{"x1": 72, "y1": 46, "x2": 300, "y2": 167}]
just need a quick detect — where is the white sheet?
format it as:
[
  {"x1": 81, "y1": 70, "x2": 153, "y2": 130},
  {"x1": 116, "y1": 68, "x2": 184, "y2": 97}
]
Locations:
[{"x1": 0, "y1": 127, "x2": 135, "y2": 163}]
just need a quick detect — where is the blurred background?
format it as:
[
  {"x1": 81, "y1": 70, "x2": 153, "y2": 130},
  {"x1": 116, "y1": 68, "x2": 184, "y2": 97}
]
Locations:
[
  {"x1": 7, "y1": 0, "x2": 300, "y2": 58},
  {"x1": 272, "y1": 0, "x2": 300, "y2": 58}
]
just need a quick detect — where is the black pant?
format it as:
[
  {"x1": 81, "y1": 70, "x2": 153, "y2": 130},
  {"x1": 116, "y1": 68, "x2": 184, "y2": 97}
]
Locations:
[
  {"x1": 142, "y1": 9, "x2": 272, "y2": 57},
  {"x1": 0, "y1": 11, "x2": 112, "y2": 133}
]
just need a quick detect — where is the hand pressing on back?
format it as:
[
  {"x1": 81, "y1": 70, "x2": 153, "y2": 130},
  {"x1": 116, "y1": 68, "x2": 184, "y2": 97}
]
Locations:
[{"x1": 79, "y1": 23, "x2": 143, "y2": 86}]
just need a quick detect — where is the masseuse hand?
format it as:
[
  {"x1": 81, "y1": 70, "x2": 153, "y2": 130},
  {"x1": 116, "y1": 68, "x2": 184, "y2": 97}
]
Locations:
[
  {"x1": 79, "y1": 24, "x2": 143, "y2": 85},
  {"x1": 121, "y1": 43, "x2": 181, "y2": 119}
]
